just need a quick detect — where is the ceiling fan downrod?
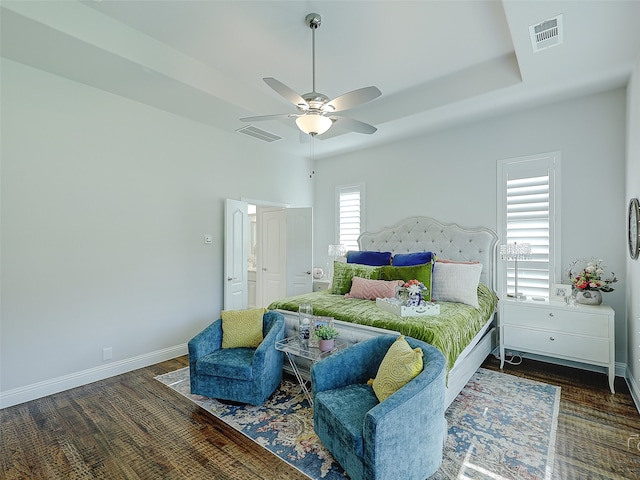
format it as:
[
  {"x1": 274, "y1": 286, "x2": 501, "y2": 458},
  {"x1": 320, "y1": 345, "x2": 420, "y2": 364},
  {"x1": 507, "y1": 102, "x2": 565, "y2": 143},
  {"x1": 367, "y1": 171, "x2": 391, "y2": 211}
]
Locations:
[
  {"x1": 297, "y1": 12, "x2": 331, "y2": 136},
  {"x1": 306, "y1": 13, "x2": 321, "y2": 95}
]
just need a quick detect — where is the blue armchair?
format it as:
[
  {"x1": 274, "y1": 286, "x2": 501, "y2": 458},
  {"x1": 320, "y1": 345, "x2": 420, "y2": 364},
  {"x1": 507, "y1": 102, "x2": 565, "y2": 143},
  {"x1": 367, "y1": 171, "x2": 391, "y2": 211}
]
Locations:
[
  {"x1": 311, "y1": 334, "x2": 447, "y2": 480},
  {"x1": 188, "y1": 310, "x2": 285, "y2": 405}
]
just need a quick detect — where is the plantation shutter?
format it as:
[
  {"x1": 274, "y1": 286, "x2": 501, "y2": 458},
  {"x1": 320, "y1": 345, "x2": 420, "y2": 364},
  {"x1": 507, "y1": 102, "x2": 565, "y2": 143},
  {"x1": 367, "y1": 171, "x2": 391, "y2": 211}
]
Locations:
[
  {"x1": 498, "y1": 153, "x2": 560, "y2": 299},
  {"x1": 336, "y1": 184, "x2": 364, "y2": 251}
]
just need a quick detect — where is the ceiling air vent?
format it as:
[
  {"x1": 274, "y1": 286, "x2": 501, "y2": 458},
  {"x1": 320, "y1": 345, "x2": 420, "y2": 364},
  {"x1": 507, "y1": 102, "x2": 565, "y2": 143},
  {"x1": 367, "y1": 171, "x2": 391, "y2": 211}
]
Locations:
[
  {"x1": 529, "y1": 14, "x2": 563, "y2": 52},
  {"x1": 236, "y1": 125, "x2": 282, "y2": 143}
]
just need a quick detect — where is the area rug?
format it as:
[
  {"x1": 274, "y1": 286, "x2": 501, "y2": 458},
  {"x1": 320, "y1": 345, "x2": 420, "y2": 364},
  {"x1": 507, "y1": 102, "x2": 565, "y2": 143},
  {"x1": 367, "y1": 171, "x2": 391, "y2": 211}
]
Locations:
[{"x1": 156, "y1": 368, "x2": 560, "y2": 480}]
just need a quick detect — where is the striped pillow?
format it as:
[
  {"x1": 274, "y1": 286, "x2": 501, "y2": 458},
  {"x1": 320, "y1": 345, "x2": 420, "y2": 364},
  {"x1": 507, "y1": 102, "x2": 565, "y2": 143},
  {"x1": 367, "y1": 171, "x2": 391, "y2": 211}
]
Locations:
[{"x1": 344, "y1": 277, "x2": 403, "y2": 300}]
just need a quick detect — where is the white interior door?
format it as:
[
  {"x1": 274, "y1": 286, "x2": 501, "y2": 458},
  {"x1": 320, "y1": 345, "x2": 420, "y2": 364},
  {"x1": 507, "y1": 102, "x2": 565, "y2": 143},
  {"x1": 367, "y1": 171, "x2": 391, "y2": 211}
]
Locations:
[
  {"x1": 224, "y1": 199, "x2": 248, "y2": 310},
  {"x1": 286, "y1": 207, "x2": 313, "y2": 296},
  {"x1": 258, "y1": 207, "x2": 287, "y2": 307}
]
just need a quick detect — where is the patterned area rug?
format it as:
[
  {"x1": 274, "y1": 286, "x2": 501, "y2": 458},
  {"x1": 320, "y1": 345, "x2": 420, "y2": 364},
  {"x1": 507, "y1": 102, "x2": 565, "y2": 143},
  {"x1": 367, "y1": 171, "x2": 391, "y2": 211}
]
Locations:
[{"x1": 156, "y1": 367, "x2": 560, "y2": 480}]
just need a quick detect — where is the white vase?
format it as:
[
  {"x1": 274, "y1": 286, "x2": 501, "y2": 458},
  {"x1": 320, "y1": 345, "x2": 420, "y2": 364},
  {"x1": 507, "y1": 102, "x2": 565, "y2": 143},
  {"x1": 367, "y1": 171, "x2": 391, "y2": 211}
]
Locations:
[
  {"x1": 407, "y1": 293, "x2": 424, "y2": 307},
  {"x1": 318, "y1": 339, "x2": 335, "y2": 352},
  {"x1": 575, "y1": 289, "x2": 602, "y2": 305}
]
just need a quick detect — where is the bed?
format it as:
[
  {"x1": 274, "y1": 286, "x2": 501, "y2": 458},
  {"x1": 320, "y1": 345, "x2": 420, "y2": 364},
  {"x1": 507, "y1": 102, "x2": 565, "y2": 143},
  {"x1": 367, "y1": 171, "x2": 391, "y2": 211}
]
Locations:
[{"x1": 268, "y1": 216, "x2": 499, "y2": 407}]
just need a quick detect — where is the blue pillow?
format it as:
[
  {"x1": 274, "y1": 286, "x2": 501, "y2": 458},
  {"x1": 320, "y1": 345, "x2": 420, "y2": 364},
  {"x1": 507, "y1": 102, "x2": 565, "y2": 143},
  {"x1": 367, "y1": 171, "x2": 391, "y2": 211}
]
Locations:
[
  {"x1": 346, "y1": 250, "x2": 392, "y2": 266},
  {"x1": 392, "y1": 252, "x2": 435, "y2": 267}
]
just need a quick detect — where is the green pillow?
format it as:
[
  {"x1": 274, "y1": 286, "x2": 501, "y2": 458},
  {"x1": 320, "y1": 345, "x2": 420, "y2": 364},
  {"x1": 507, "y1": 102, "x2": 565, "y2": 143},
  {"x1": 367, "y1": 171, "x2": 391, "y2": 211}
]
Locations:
[
  {"x1": 221, "y1": 307, "x2": 267, "y2": 348},
  {"x1": 330, "y1": 261, "x2": 380, "y2": 295},
  {"x1": 379, "y1": 262, "x2": 432, "y2": 301},
  {"x1": 370, "y1": 335, "x2": 424, "y2": 402}
]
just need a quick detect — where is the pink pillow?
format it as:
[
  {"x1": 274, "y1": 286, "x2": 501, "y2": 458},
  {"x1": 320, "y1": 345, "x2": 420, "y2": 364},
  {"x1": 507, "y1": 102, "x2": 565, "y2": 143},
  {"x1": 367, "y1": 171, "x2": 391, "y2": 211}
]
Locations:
[{"x1": 345, "y1": 277, "x2": 403, "y2": 300}]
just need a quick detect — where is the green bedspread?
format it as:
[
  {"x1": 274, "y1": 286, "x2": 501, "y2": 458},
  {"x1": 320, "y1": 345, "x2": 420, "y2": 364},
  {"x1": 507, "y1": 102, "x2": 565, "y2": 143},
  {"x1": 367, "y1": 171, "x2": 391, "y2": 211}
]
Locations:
[{"x1": 268, "y1": 283, "x2": 498, "y2": 371}]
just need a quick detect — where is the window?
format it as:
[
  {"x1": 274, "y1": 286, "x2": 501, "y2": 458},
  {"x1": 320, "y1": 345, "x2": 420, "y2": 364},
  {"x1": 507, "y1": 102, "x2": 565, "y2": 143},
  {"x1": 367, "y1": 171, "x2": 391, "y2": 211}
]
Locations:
[
  {"x1": 336, "y1": 183, "x2": 365, "y2": 251},
  {"x1": 497, "y1": 153, "x2": 560, "y2": 298}
]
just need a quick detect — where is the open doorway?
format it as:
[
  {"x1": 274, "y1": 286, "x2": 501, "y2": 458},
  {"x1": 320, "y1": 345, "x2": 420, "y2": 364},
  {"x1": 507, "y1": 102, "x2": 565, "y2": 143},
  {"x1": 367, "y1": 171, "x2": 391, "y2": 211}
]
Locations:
[
  {"x1": 224, "y1": 199, "x2": 313, "y2": 310},
  {"x1": 246, "y1": 204, "x2": 288, "y2": 308}
]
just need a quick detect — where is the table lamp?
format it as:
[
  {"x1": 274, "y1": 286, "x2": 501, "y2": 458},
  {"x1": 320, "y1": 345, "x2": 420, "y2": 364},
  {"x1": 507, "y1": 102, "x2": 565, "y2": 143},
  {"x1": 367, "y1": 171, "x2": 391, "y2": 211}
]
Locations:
[
  {"x1": 500, "y1": 242, "x2": 531, "y2": 298},
  {"x1": 327, "y1": 244, "x2": 346, "y2": 280}
]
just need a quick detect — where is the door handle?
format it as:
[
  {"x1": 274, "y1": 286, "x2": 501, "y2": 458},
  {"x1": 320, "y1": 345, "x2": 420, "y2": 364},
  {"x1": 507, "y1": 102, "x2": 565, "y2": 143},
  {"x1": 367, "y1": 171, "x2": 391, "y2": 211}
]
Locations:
[
  {"x1": 227, "y1": 277, "x2": 237, "y2": 281},
  {"x1": 306, "y1": 271, "x2": 312, "y2": 275},
  {"x1": 262, "y1": 267, "x2": 267, "y2": 271}
]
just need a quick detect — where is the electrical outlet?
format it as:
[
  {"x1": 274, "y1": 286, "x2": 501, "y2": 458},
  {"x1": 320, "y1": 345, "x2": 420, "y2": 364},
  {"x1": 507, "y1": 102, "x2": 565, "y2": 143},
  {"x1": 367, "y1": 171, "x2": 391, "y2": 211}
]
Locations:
[{"x1": 103, "y1": 347, "x2": 112, "y2": 361}]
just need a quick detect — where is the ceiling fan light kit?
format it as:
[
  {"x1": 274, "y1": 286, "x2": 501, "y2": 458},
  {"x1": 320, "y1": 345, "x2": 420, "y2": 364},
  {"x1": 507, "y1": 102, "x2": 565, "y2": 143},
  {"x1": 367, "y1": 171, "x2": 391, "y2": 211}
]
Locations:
[
  {"x1": 240, "y1": 13, "x2": 381, "y2": 138},
  {"x1": 296, "y1": 113, "x2": 332, "y2": 136}
]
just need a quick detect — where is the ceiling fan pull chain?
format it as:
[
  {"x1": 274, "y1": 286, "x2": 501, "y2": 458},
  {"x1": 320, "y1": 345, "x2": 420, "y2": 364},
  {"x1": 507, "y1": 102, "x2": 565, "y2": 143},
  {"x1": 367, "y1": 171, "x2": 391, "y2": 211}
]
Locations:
[{"x1": 309, "y1": 135, "x2": 315, "y2": 178}]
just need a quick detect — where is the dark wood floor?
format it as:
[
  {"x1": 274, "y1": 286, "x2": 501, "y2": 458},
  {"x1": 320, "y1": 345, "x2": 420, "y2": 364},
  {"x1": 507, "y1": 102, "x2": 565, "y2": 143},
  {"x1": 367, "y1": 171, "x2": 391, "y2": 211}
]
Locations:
[
  {"x1": 483, "y1": 357, "x2": 640, "y2": 479},
  {"x1": 1, "y1": 355, "x2": 640, "y2": 479}
]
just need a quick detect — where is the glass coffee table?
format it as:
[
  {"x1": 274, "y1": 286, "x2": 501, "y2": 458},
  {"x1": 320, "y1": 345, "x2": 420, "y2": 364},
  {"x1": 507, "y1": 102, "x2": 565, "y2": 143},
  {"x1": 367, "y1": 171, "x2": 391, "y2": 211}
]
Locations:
[{"x1": 275, "y1": 336, "x2": 347, "y2": 405}]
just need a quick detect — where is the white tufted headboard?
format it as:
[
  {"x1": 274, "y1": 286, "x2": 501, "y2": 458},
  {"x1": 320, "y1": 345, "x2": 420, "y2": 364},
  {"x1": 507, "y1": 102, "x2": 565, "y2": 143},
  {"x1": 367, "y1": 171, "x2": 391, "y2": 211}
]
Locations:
[{"x1": 357, "y1": 216, "x2": 498, "y2": 290}]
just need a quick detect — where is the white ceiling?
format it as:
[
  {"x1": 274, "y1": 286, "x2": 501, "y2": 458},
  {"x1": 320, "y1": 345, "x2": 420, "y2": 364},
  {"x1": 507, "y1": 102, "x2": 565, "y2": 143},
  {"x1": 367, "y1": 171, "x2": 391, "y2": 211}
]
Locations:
[{"x1": 2, "y1": 1, "x2": 639, "y2": 159}]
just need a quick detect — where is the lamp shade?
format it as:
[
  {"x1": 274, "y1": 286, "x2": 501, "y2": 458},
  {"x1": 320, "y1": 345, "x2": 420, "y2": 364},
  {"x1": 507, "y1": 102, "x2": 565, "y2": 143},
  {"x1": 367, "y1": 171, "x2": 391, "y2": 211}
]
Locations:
[
  {"x1": 499, "y1": 242, "x2": 532, "y2": 260},
  {"x1": 296, "y1": 113, "x2": 332, "y2": 136}
]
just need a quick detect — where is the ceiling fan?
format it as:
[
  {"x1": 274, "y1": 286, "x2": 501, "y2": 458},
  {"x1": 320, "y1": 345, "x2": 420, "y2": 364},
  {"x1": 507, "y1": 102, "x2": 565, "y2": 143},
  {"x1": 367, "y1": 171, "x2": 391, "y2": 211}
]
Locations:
[{"x1": 240, "y1": 13, "x2": 381, "y2": 137}]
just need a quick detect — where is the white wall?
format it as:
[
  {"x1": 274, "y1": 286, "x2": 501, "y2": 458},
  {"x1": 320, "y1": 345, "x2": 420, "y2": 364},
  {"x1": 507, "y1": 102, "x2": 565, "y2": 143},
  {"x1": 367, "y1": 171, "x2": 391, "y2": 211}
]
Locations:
[
  {"x1": 2, "y1": 54, "x2": 632, "y2": 407},
  {"x1": 626, "y1": 54, "x2": 640, "y2": 403},
  {"x1": 314, "y1": 88, "x2": 627, "y2": 363},
  {"x1": 0, "y1": 59, "x2": 312, "y2": 405}
]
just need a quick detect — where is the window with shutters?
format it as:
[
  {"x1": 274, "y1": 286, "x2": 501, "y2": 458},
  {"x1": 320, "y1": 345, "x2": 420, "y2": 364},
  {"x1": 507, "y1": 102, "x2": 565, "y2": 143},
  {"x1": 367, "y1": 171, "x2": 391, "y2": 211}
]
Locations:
[
  {"x1": 497, "y1": 153, "x2": 561, "y2": 299},
  {"x1": 336, "y1": 183, "x2": 365, "y2": 251}
]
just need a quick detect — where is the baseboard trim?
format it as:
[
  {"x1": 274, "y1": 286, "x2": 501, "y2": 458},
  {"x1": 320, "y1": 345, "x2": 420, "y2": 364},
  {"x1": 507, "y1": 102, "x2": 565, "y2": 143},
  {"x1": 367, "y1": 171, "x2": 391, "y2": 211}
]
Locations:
[
  {"x1": 625, "y1": 366, "x2": 640, "y2": 415},
  {"x1": 0, "y1": 344, "x2": 188, "y2": 409}
]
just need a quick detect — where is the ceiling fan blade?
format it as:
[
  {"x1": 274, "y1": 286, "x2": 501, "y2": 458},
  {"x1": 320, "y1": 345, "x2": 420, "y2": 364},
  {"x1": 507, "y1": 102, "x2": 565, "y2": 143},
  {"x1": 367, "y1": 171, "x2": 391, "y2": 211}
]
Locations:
[
  {"x1": 331, "y1": 116, "x2": 377, "y2": 135},
  {"x1": 263, "y1": 77, "x2": 308, "y2": 110},
  {"x1": 240, "y1": 113, "x2": 297, "y2": 122},
  {"x1": 325, "y1": 86, "x2": 382, "y2": 112}
]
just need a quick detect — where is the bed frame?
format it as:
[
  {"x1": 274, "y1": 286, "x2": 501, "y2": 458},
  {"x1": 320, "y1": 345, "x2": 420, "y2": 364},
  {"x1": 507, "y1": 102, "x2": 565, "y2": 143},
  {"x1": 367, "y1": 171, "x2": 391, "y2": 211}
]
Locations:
[{"x1": 277, "y1": 216, "x2": 499, "y2": 408}]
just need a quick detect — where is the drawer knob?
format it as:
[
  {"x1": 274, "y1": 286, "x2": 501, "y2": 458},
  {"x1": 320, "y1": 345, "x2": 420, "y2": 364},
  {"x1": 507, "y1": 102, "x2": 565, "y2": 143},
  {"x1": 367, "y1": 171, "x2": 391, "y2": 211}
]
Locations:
[
  {"x1": 549, "y1": 313, "x2": 555, "y2": 317},
  {"x1": 549, "y1": 336, "x2": 555, "y2": 341}
]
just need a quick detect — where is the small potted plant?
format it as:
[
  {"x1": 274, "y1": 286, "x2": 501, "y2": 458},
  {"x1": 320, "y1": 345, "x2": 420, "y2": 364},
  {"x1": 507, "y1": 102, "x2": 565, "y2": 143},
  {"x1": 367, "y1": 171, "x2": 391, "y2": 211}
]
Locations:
[{"x1": 314, "y1": 324, "x2": 340, "y2": 352}]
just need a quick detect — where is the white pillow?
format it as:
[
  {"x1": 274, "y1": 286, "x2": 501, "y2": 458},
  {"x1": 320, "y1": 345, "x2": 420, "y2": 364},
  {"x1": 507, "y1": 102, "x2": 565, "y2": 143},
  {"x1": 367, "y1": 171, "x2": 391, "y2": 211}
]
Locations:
[{"x1": 432, "y1": 262, "x2": 483, "y2": 308}]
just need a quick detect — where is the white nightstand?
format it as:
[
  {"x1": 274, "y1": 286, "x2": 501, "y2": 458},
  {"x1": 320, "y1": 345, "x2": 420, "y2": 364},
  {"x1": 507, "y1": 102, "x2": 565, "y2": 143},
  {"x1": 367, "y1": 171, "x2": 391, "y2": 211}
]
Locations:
[
  {"x1": 313, "y1": 280, "x2": 331, "y2": 292},
  {"x1": 499, "y1": 298, "x2": 615, "y2": 393}
]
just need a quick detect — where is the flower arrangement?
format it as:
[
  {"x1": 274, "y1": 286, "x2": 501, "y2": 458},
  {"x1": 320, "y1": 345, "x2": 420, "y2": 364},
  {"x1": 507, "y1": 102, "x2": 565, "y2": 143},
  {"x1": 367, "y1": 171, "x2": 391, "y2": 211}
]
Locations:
[
  {"x1": 567, "y1": 258, "x2": 617, "y2": 292},
  {"x1": 313, "y1": 324, "x2": 340, "y2": 340},
  {"x1": 397, "y1": 279, "x2": 427, "y2": 306}
]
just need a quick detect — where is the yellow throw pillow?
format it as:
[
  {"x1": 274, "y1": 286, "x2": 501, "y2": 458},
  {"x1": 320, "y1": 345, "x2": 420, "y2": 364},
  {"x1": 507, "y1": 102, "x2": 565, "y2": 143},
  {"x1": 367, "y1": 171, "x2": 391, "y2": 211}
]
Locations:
[
  {"x1": 221, "y1": 308, "x2": 267, "y2": 349},
  {"x1": 371, "y1": 335, "x2": 424, "y2": 402}
]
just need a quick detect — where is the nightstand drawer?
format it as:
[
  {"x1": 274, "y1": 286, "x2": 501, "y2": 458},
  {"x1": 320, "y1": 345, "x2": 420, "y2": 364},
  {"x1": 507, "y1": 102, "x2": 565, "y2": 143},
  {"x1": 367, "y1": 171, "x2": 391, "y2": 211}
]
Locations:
[
  {"x1": 503, "y1": 325, "x2": 609, "y2": 364},
  {"x1": 313, "y1": 281, "x2": 330, "y2": 292},
  {"x1": 501, "y1": 304, "x2": 608, "y2": 337}
]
